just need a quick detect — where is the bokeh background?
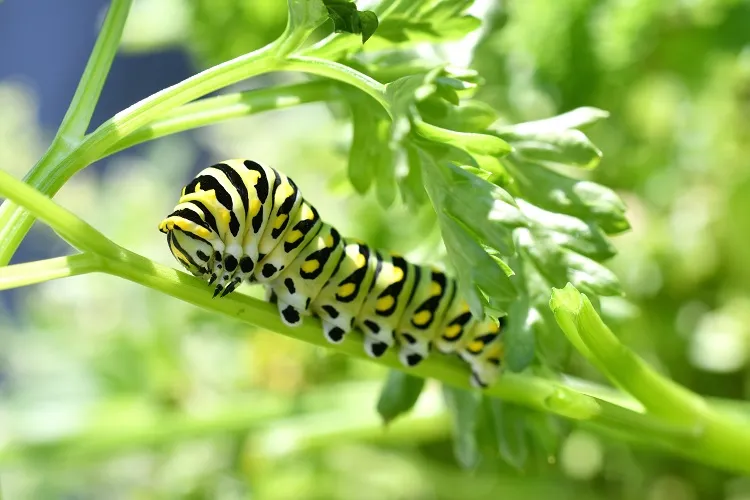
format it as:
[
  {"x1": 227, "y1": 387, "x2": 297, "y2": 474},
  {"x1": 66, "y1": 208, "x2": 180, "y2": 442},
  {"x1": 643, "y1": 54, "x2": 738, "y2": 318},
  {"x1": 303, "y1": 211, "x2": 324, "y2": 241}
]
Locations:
[{"x1": 1, "y1": 0, "x2": 750, "y2": 498}]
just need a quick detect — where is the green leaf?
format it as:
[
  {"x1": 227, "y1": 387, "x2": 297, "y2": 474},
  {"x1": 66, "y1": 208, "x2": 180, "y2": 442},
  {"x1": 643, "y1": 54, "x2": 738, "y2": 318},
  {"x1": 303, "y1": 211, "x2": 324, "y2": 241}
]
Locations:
[
  {"x1": 515, "y1": 258, "x2": 573, "y2": 369},
  {"x1": 505, "y1": 158, "x2": 630, "y2": 235},
  {"x1": 493, "y1": 107, "x2": 608, "y2": 169},
  {"x1": 424, "y1": 159, "x2": 525, "y2": 256},
  {"x1": 324, "y1": 0, "x2": 379, "y2": 43},
  {"x1": 376, "y1": 370, "x2": 426, "y2": 425},
  {"x1": 361, "y1": 0, "x2": 481, "y2": 48},
  {"x1": 415, "y1": 120, "x2": 511, "y2": 157},
  {"x1": 282, "y1": 0, "x2": 330, "y2": 54},
  {"x1": 346, "y1": 94, "x2": 381, "y2": 193},
  {"x1": 400, "y1": 145, "x2": 429, "y2": 208},
  {"x1": 500, "y1": 107, "x2": 610, "y2": 134},
  {"x1": 358, "y1": 11, "x2": 379, "y2": 43},
  {"x1": 373, "y1": 16, "x2": 480, "y2": 45},
  {"x1": 417, "y1": 99, "x2": 499, "y2": 133},
  {"x1": 517, "y1": 228, "x2": 622, "y2": 298},
  {"x1": 518, "y1": 200, "x2": 616, "y2": 260},
  {"x1": 440, "y1": 214, "x2": 516, "y2": 316},
  {"x1": 503, "y1": 298, "x2": 539, "y2": 372},
  {"x1": 421, "y1": 152, "x2": 521, "y2": 316},
  {"x1": 442, "y1": 384, "x2": 482, "y2": 469},
  {"x1": 486, "y1": 399, "x2": 529, "y2": 470},
  {"x1": 498, "y1": 128, "x2": 603, "y2": 169}
]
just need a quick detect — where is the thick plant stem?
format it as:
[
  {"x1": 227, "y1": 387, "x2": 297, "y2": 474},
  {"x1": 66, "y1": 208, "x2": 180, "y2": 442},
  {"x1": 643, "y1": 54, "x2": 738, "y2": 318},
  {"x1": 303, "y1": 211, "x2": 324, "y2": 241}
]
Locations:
[{"x1": 551, "y1": 284, "x2": 750, "y2": 473}]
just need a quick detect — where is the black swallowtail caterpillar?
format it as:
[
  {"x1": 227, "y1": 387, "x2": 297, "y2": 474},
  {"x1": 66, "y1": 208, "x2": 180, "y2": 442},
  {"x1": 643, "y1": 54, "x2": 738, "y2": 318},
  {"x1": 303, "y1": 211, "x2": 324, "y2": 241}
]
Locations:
[{"x1": 158, "y1": 159, "x2": 506, "y2": 388}]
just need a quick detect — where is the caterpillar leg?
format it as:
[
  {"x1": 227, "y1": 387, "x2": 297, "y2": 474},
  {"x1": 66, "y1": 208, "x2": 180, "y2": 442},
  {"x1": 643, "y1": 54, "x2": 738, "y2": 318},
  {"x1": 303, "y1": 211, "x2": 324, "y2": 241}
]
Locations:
[
  {"x1": 277, "y1": 300, "x2": 304, "y2": 327},
  {"x1": 210, "y1": 246, "x2": 245, "y2": 298},
  {"x1": 399, "y1": 348, "x2": 427, "y2": 367},
  {"x1": 267, "y1": 286, "x2": 308, "y2": 328},
  {"x1": 364, "y1": 336, "x2": 391, "y2": 358},
  {"x1": 322, "y1": 319, "x2": 348, "y2": 344},
  {"x1": 470, "y1": 356, "x2": 502, "y2": 388}
]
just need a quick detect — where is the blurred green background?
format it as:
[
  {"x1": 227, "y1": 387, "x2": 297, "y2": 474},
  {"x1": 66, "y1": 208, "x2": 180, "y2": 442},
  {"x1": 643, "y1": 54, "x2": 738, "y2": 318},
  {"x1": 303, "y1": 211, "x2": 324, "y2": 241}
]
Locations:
[{"x1": 1, "y1": 0, "x2": 749, "y2": 498}]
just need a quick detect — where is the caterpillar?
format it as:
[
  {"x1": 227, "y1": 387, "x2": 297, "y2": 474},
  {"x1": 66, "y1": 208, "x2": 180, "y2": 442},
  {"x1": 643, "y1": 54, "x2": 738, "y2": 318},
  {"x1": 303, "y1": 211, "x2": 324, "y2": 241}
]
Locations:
[{"x1": 158, "y1": 159, "x2": 506, "y2": 388}]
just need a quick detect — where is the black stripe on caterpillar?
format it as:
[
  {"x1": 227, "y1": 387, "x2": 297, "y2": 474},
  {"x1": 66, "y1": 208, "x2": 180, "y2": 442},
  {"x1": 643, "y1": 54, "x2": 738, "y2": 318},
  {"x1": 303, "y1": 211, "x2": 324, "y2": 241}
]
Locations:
[{"x1": 158, "y1": 159, "x2": 506, "y2": 387}]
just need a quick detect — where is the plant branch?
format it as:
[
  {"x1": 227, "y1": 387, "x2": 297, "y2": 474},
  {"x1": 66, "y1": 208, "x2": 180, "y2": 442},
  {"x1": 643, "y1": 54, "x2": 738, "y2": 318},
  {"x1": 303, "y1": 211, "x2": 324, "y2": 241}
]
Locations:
[
  {"x1": 0, "y1": 170, "x2": 120, "y2": 258},
  {"x1": 54, "y1": 0, "x2": 133, "y2": 145},
  {"x1": 551, "y1": 284, "x2": 750, "y2": 473},
  {"x1": 283, "y1": 57, "x2": 390, "y2": 115},
  {"x1": 0, "y1": 253, "x2": 102, "y2": 291},
  {"x1": 101, "y1": 80, "x2": 341, "y2": 158}
]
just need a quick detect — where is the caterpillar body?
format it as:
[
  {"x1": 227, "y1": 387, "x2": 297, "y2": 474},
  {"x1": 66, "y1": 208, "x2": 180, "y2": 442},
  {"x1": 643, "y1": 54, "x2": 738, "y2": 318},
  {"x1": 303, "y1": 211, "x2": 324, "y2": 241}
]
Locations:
[{"x1": 158, "y1": 159, "x2": 506, "y2": 388}]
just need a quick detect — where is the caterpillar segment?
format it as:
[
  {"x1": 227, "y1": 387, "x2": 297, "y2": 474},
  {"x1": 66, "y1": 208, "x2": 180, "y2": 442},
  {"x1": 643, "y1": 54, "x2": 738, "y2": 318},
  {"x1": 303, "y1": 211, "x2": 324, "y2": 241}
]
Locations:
[
  {"x1": 159, "y1": 159, "x2": 507, "y2": 388},
  {"x1": 355, "y1": 253, "x2": 412, "y2": 359}
]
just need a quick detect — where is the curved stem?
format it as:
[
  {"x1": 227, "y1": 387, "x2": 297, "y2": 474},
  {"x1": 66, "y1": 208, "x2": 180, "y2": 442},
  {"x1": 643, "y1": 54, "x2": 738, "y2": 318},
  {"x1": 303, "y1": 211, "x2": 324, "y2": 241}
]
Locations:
[
  {"x1": 283, "y1": 56, "x2": 390, "y2": 115},
  {"x1": 101, "y1": 80, "x2": 341, "y2": 158},
  {"x1": 0, "y1": 170, "x2": 119, "y2": 258}
]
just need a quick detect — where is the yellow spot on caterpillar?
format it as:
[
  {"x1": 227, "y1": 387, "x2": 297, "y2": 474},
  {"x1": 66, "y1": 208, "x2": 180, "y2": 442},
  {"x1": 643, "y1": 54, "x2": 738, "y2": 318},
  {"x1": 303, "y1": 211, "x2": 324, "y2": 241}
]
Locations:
[
  {"x1": 302, "y1": 204, "x2": 314, "y2": 220},
  {"x1": 249, "y1": 198, "x2": 261, "y2": 218},
  {"x1": 487, "y1": 322, "x2": 500, "y2": 333},
  {"x1": 286, "y1": 230, "x2": 302, "y2": 243},
  {"x1": 376, "y1": 296, "x2": 394, "y2": 312},
  {"x1": 443, "y1": 324, "x2": 462, "y2": 339},
  {"x1": 324, "y1": 233, "x2": 334, "y2": 247},
  {"x1": 390, "y1": 266, "x2": 404, "y2": 282},
  {"x1": 273, "y1": 214, "x2": 288, "y2": 231},
  {"x1": 467, "y1": 340, "x2": 484, "y2": 354},
  {"x1": 338, "y1": 283, "x2": 356, "y2": 297},
  {"x1": 354, "y1": 252, "x2": 366, "y2": 268},
  {"x1": 412, "y1": 310, "x2": 432, "y2": 326},
  {"x1": 219, "y1": 209, "x2": 230, "y2": 227},
  {"x1": 180, "y1": 188, "x2": 216, "y2": 208},
  {"x1": 429, "y1": 281, "x2": 442, "y2": 296},
  {"x1": 301, "y1": 260, "x2": 319, "y2": 274},
  {"x1": 278, "y1": 182, "x2": 295, "y2": 199}
]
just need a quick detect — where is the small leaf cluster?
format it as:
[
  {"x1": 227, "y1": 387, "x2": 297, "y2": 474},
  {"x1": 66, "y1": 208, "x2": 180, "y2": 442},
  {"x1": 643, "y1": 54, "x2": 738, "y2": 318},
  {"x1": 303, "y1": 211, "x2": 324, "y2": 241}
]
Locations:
[
  {"x1": 305, "y1": 0, "x2": 630, "y2": 469},
  {"x1": 309, "y1": 0, "x2": 628, "y2": 370}
]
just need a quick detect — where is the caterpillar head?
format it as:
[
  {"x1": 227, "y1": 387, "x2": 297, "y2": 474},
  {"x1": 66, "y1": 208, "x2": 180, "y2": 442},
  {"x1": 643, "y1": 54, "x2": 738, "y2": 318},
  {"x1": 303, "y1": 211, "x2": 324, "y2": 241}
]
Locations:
[{"x1": 158, "y1": 212, "x2": 223, "y2": 283}]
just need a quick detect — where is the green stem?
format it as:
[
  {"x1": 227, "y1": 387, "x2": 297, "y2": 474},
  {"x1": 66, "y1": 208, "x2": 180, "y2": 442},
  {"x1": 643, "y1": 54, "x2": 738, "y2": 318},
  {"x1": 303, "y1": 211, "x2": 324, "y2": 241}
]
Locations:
[
  {"x1": 551, "y1": 284, "x2": 704, "y2": 421},
  {"x1": 54, "y1": 0, "x2": 133, "y2": 143},
  {"x1": 101, "y1": 80, "x2": 341, "y2": 158},
  {"x1": 0, "y1": 0, "x2": 132, "y2": 265},
  {"x1": 0, "y1": 253, "x2": 101, "y2": 291},
  {"x1": 284, "y1": 56, "x2": 390, "y2": 115},
  {"x1": 0, "y1": 170, "x2": 119, "y2": 258}
]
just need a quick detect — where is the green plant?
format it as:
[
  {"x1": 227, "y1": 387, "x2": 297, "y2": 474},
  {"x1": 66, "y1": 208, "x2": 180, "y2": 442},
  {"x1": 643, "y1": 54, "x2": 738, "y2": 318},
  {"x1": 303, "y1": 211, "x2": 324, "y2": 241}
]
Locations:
[{"x1": 1, "y1": 0, "x2": 749, "y2": 475}]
